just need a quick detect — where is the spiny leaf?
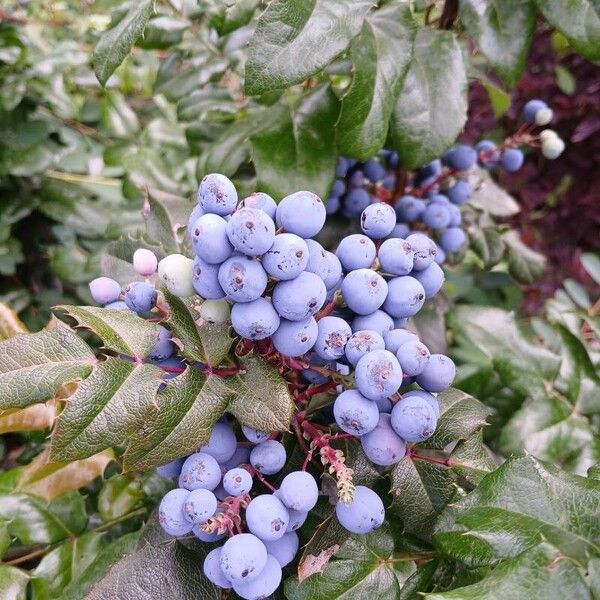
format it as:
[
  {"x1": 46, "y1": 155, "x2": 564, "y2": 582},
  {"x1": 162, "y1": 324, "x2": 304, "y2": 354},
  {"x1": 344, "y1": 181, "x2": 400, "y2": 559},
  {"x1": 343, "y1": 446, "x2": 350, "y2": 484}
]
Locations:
[{"x1": 142, "y1": 188, "x2": 190, "y2": 255}]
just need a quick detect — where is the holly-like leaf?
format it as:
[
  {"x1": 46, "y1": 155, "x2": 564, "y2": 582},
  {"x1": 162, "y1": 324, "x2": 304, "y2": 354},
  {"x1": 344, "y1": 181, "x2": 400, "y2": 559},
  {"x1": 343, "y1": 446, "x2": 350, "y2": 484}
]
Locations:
[
  {"x1": 55, "y1": 305, "x2": 159, "y2": 358},
  {"x1": 467, "y1": 168, "x2": 520, "y2": 217},
  {"x1": 211, "y1": 0, "x2": 261, "y2": 35},
  {"x1": 142, "y1": 188, "x2": 190, "y2": 255},
  {"x1": 98, "y1": 474, "x2": 144, "y2": 522},
  {"x1": 391, "y1": 27, "x2": 467, "y2": 169},
  {"x1": 92, "y1": 0, "x2": 154, "y2": 86},
  {"x1": 467, "y1": 225, "x2": 505, "y2": 268},
  {"x1": 0, "y1": 400, "x2": 58, "y2": 434},
  {"x1": 245, "y1": 0, "x2": 375, "y2": 96},
  {"x1": 449, "y1": 432, "x2": 498, "y2": 486},
  {"x1": 502, "y1": 230, "x2": 546, "y2": 284},
  {"x1": 337, "y1": 2, "x2": 416, "y2": 160},
  {"x1": 0, "y1": 565, "x2": 28, "y2": 600},
  {"x1": 251, "y1": 85, "x2": 340, "y2": 200},
  {"x1": 50, "y1": 359, "x2": 163, "y2": 462},
  {"x1": 0, "y1": 328, "x2": 94, "y2": 410},
  {"x1": 459, "y1": 0, "x2": 536, "y2": 88}
]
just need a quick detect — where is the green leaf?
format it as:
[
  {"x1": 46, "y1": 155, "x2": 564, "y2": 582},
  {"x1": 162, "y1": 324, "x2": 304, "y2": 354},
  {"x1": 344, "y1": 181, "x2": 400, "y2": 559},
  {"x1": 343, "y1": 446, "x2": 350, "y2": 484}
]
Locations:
[
  {"x1": 0, "y1": 328, "x2": 94, "y2": 410},
  {"x1": 459, "y1": 0, "x2": 536, "y2": 88},
  {"x1": 391, "y1": 27, "x2": 467, "y2": 169},
  {"x1": 50, "y1": 359, "x2": 163, "y2": 462},
  {"x1": 245, "y1": 0, "x2": 375, "y2": 95},
  {"x1": 337, "y1": 2, "x2": 416, "y2": 160},
  {"x1": 467, "y1": 168, "x2": 520, "y2": 217},
  {"x1": 467, "y1": 225, "x2": 505, "y2": 268},
  {"x1": 92, "y1": 0, "x2": 154, "y2": 86},
  {"x1": 211, "y1": 0, "x2": 261, "y2": 35},
  {"x1": 136, "y1": 16, "x2": 188, "y2": 50},
  {"x1": 480, "y1": 77, "x2": 511, "y2": 118},
  {"x1": 251, "y1": 85, "x2": 340, "y2": 200},
  {"x1": 55, "y1": 305, "x2": 159, "y2": 358},
  {"x1": 535, "y1": 0, "x2": 600, "y2": 62},
  {"x1": 0, "y1": 520, "x2": 10, "y2": 559},
  {"x1": 285, "y1": 523, "x2": 417, "y2": 599},
  {"x1": 581, "y1": 252, "x2": 600, "y2": 285},
  {"x1": 449, "y1": 432, "x2": 498, "y2": 486},
  {"x1": 98, "y1": 475, "x2": 143, "y2": 522},
  {"x1": 502, "y1": 230, "x2": 546, "y2": 284},
  {"x1": 0, "y1": 566, "x2": 28, "y2": 600},
  {"x1": 143, "y1": 189, "x2": 190, "y2": 255},
  {"x1": 563, "y1": 278, "x2": 591, "y2": 309}
]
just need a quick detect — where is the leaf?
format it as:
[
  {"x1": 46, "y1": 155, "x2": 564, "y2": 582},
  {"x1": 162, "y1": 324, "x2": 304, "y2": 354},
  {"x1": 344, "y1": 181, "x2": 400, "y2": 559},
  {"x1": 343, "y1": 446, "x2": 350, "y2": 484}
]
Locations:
[
  {"x1": 459, "y1": 0, "x2": 536, "y2": 88},
  {"x1": 449, "y1": 432, "x2": 498, "y2": 485},
  {"x1": 50, "y1": 359, "x2": 163, "y2": 462},
  {"x1": 337, "y1": 2, "x2": 416, "y2": 159},
  {"x1": 0, "y1": 328, "x2": 94, "y2": 410},
  {"x1": 0, "y1": 400, "x2": 58, "y2": 434},
  {"x1": 92, "y1": 0, "x2": 154, "y2": 86},
  {"x1": 286, "y1": 523, "x2": 417, "y2": 599},
  {"x1": 563, "y1": 278, "x2": 591, "y2": 309},
  {"x1": 581, "y1": 252, "x2": 600, "y2": 285},
  {"x1": 467, "y1": 168, "x2": 520, "y2": 217},
  {"x1": 211, "y1": 0, "x2": 261, "y2": 35},
  {"x1": 55, "y1": 305, "x2": 159, "y2": 358},
  {"x1": 535, "y1": 0, "x2": 600, "y2": 62},
  {"x1": 0, "y1": 302, "x2": 27, "y2": 340},
  {"x1": 0, "y1": 520, "x2": 10, "y2": 559},
  {"x1": 251, "y1": 85, "x2": 340, "y2": 200},
  {"x1": 467, "y1": 225, "x2": 505, "y2": 268},
  {"x1": 245, "y1": 0, "x2": 375, "y2": 96},
  {"x1": 98, "y1": 474, "x2": 144, "y2": 522},
  {"x1": 391, "y1": 27, "x2": 467, "y2": 169},
  {"x1": 142, "y1": 188, "x2": 190, "y2": 255},
  {"x1": 16, "y1": 447, "x2": 114, "y2": 501},
  {"x1": 502, "y1": 230, "x2": 546, "y2": 284},
  {"x1": 0, "y1": 566, "x2": 28, "y2": 600}
]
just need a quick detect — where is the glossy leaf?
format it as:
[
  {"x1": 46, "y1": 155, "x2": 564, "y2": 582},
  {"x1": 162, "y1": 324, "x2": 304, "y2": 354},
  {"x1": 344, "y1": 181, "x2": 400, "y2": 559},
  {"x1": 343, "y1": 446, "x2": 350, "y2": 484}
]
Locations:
[
  {"x1": 0, "y1": 566, "x2": 28, "y2": 600},
  {"x1": 468, "y1": 168, "x2": 520, "y2": 217},
  {"x1": 98, "y1": 474, "x2": 144, "y2": 522},
  {"x1": 503, "y1": 230, "x2": 546, "y2": 284},
  {"x1": 143, "y1": 188, "x2": 189, "y2": 255}
]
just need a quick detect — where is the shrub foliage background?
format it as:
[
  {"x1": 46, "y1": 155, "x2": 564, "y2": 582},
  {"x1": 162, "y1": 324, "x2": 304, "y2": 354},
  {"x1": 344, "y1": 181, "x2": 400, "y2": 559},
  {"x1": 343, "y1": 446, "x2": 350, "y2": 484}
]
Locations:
[{"x1": 0, "y1": 1, "x2": 598, "y2": 599}]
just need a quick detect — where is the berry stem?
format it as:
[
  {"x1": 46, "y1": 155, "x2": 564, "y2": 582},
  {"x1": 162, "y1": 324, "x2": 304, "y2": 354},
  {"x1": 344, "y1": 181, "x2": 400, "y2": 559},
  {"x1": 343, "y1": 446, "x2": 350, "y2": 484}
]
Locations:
[{"x1": 294, "y1": 380, "x2": 337, "y2": 404}]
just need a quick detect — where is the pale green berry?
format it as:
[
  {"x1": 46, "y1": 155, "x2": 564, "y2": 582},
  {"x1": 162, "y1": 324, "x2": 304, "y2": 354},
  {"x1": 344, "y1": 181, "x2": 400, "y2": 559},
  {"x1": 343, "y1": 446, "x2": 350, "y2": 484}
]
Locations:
[
  {"x1": 158, "y1": 254, "x2": 194, "y2": 297},
  {"x1": 542, "y1": 136, "x2": 565, "y2": 159},
  {"x1": 199, "y1": 299, "x2": 231, "y2": 324},
  {"x1": 133, "y1": 248, "x2": 158, "y2": 277},
  {"x1": 539, "y1": 129, "x2": 559, "y2": 143},
  {"x1": 535, "y1": 107, "x2": 553, "y2": 126}
]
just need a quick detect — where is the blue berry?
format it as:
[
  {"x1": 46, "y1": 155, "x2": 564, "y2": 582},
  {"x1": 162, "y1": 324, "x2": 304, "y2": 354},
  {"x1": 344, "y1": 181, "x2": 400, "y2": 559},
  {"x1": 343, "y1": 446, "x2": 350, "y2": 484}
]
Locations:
[
  {"x1": 435, "y1": 245, "x2": 446, "y2": 265},
  {"x1": 313, "y1": 316, "x2": 352, "y2": 361},
  {"x1": 183, "y1": 488, "x2": 218, "y2": 524},
  {"x1": 199, "y1": 421, "x2": 237, "y2": 463},
  {"x1": 378, "y1": 238, "x2": 414, "y2": 276},
  {"x1": 240, "y1": 426, "x2": 267, "y2": 445},
  {"x1": 158, "y1": 488, "x2": 192, "y2": 536},
  {"x1": 326, "y1": 194, "x2": 341, "y2": 215},
  {"x1": 246, "y1": 494, "x2": 290, "y2": 542},
  {"x1": 396, "y1": 339, "x2": 430, "y2": 376},
  {"x1": 304, "y1": 239, "x2": 330, "y2": 281},
  {"x1": 232, "y1": 554, "x2": 282, "y2": 600},
  {"x1": 355, "y1": 349, "x2": 403, "y2": 401},
  {"x1": 192, "y1": 256, "x2": 226, "y2": 300},
  {"x1": 278, "y1": 471, "x2": 319, "y2": 512},
  {"x1": 363, "y1": 158, "x2": 386, "y2": 182},
  {"x1": 220, "y1": 445, "x2": 252, "y2": 473},
  {"x1": 413, "y1": 262, "x2": 445, "y2": 298},
  {"x1": 523, "y1": 99, "x2": 548, "y2": 123},
  {"x1": 124, "y1": 282, "x2": 157, "y2": 314},
  {"x1": 193, "y1": 523, "x2": 226, "y2": 542},
  {"x1": 272, "y1": 317, "x2": 318, "y2": 357},
  {"x1": 448, "y1": 203, "x2": 462, "y2": 227},
  {"x1": 336, "y1": 158, "x2": 350, "y2": 178},
  {"x1": 360, "y1": 413, "x2": 406, "y2": 466},
  {"x1": 218, "y1": 255, "x2": 268, "y2": 303},
  {"x1": 220, "y1": 533, "x2": 268, "y2": 584},
  {"x1": 187, "y1": 203, "x2": 205, "y2": 240},
  {"x1": 343, "y1": 188, "x2": 371, "y2": 216},
  {"x1": 203, "y1": 547, "x2": 232, "y2": 589},
  {"x1": 423, "y1": 202, "x2": 450, "y2": 229},
  {"x1": 105, "y1": 300, "x2": 128, "y2": 310},
  {"x1": 179, "y1": 452, "x2": 221, "y2": 491},
  {"x1": 323, "y1": 251, "x2": 343, "y2": 290},
  {"x1": 444, "y1": 144, "x2": 477, "y2": 171},
  {"x1": 192, "y1": 213, "x2": 234, "y2": 264},
  {"x1": 276, "y1": 191, "x2": 326, "y2": 238},
  {"x1": 285, "y1": 505, "x2": 308, "y2": 532},
  {"x1": 349, "y1": 170, "x2": 364, "y2": 188},
  {"x1": 334, "y1": 389, "x2": 379, "y2": 436},
  {"x1": 301, "y1": 351, "x2": 335, "y2": 384},
  {"x1": 395, "y1": 195, "x2": 426, "y2": 222},
  {"x1": 387, "y1": 223, "x2": 411, "y2": 239},
  {"x1": 335, "y1": 485, "x2": 384, "y2": 534},
  {"x1": 406, "y1": 233, "x2": 437, "y2": 271},
  {"x1": 383, "y1": 328, "x2": 418, "y2": 354},
  {"x1": 231, "y1": 298, "x2": 280, "y2": 340},
  {"x1": 439, "y1": 227, "x2": 466, "y2": 253},
  {"x1": 332, "y1": 179, "x2": 346, "y2": 197},
  {"x1": 148, "y1": 325, "x2": 175, "y2": 360},
  {"x1": 89, "y1": 277, "x2": 121, "y2": 305},
  {"x1": 500, "y1": 148, "x2": 524, "y2": 172},
  {"x1": 383, "y1": 276, "x2": 426, "y2": 318},
  {"x1": 416, "y1": 353, "x2": 455, "y2": 392},
  {"x1": 418, "y1": 159, "x2": 442, "y2": 180},
  {"x1": 341, "y1": 269, "x2": 388, "y2": 315},
  {"x1": 262, "y1": 233, "x2": 309, "y2": 280},
  {"x1": 156, "y1": 457, "x2": 184, "y2": 480},
  {"x1": 222, "y1": 467, "x2": 253, "y2": 496},
  {"x1": 226, "y1": 207, "x2": 276, "y2": 256},
  {"x1": 199, "y1": 173, "x2": 238, "y2": 216},
  {"x1": 243, "y1": 192, "x2": 277, "y2": 219},
  {"x1": 402, "y1": 389, "x2": 440, "y2": 418},
  {"x1": 336, "y1": 234, "x2": 376, "y2": 271},
  {"x1": 345, "y1": 330, "x2": 385, "y2": 366},
  {"x1": 391, "y1": 395, "x2": 437, "y2": 442},
  {"x1": 360, "y1": 202, "x2": 396, "y2": 239},
  {"x1": 447, "y1": 180, "x2": 471, "y2": 205},
  {"x1": 264, "y1": 531, "x2": 299, "y2": 568},
  {"x1": 250, "y1": 440, "x2": 286, "y2": 475},
  {"x1": 272, "y1": 272, "x2": 326, "y2": 321},
  {"x1": 475, "y1": 139, "x2": 500, "y2": 168},
  {"x1": 351, "y1": 310, "x2": 394, "y2": 336}
]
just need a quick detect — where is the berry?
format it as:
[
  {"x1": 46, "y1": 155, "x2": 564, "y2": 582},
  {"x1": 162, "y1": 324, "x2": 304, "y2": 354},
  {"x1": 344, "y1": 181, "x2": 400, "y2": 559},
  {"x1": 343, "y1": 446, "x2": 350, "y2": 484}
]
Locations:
[
  {"x1": 331, "y1": 179, "x2": 346, "y2": 197},
  {"x1": 193, "y1": 523, "x2": 226, "y2": 542},
  {"x1": 199, "y1": 173, "x2": 238, "y2": 216},
  {"x1": 183, "y1": 488, "x2": 218, "y2": 524},
  {"x1": 304, "y1": 239, "x2": 329, "y2": 281},
  {"x1": 383, "y1": 276, "x2": 426, "y2": 318},
  {"x1": 500, "y1": 148, "x2": 524, "y2": 172},
  {"x1": 243, "y1": 192, "x2": 277, "y2": 219},
  {"x1": 276, "y1": 191, "x2": 326, "y2": 238},
  {"x1": 148, "y1": 325, "x2": 175, "y2": 360},
  {"x1": 391, "y1": 395, "x2": 437, "y2": 442},
  {"x1": 227, "y1": 207, "x2": 276, "y2": 256},
  {"x1": 231, "y1": 298, "x2": 280, "y2": 340},
  {"x1": 220, "y1": 445, "x2": 252, "y2": 473},
  {"x1": 326, "y1": 194, "x2": 341, "y2": 215},
  {"x1": 541, "y1": 135, "x2": 565, "y2": 159},
  {"x1": 334, "y1": 389, "x2": 379, "y2": 436},
  {"x1": 105, "y1": 301, "x2": 128, "y2": 310},
  {"x1": 178, "y1": 452, "x2": 221, "y2": 491},
  {"x1": 246, "y1": 494, "x2": 290, "y2": 542},
  {"x1": 341, "y1": 269, "x2": 388, "y2": 315},
  {"x1": 242, "y1": 425, "x2": 269, "y2": 444},
  {"x1": 351, "y1": 310, "x2": 394, "y2": 336},
  {"x1": 278, "y1": 471, "x2": 319, "y2": 512},
  {"x1": 192, "y1": 256, "x2": 226, "y2": 300},
  {"x1": 223, "y1": 467, "x2": 253, "y2": 496},
  {"x1": 439, "y1": 227, "x2": 466, "y2": 253},
  {"x1": 322, "y1": 251, "x2": 343, "y2": 290},
  {"x1": 335, "y1": 486, "x2": 384, "y2": 534},
  {"x1": 285, "y1": 506, "x2": 308, "y2": 532},
  {"x1": 402, "y1": 389, "x2": 440, "y2": 418},
  {"x1": 423, "y1": 202, "x2": 451, "y2": 229},
  {"x1": 413, "y1": 262, "x2": 445, "y2": 298},
  {"x1": 336, "y1": 234, "x2": 376, "y2": 271},
  {"x1": 447, "y1": 203, "x2": 462, "y2": 227},
  {"x1": 435, "y1": 245, "x2": 446, "y2": 265},
  {"x1": 132, "y1": 248, "x2": 157, "y2": 277},
  {"x1": 187, "y1": 203, "x2": 204, "y2": 239},
  {"x1": 444, "y1": 144, "x2": 477, "y2": 171},
  {"x1": 360, "y1": 413, "x2": 406, "y2": 466},
  {"x1": 383, "y1": 328, "x2": 418, "y2": 354},
  {"x1": 447, "y1": 180, "x2": 471, "y2": 205},
  {"x1": 264, "y1": 531, "x2": 299, "y2": 568},
  {"x1": 232, "y1": 554, "x2": 282, "y2": 600},
  {"x1": 395, "y1": 195, "x2": 426, "y2": 222},
  {"x1": 416, "y1": 353, "x2": 455, "y2": 392},
  {"x1": 360, "y1": 202, "x2": 396, "y2": 239},
  {"x1": 363, "y1": 158, "x2": 386, "y2": 182},
  {"x1": 192, "y1": 213, "x2": 234, "y2": 264},
  {"x1": 158, "y1": 254, "x2": 194, "y2": 297},
  {"x1": 418, "y1": 159, "x2": 442, "y2": 180},
  {"x1": 272, "y1": 317, "x2": 318, "y2": 357},
  {"x1": 523, "y1": 99, "x2": 549, "y2": 124},
  {"x1": 272, "y1": 272, "x2": 326, "y2": 321},
  {"x1": 387, "y1": 223, "x2": 411, "y2": 239},
  {"x1": 250, "y1": 440, "x2": 286, "y2": 475},
  {"x1": 313, "y1": 316, "x2": 352, "y2": 360},
  {"x1": 156, "y1": 457, "x2": 184, "y2": 480},
  {"x1": 355, "y1": 349, "x2": 403, "y2": 401},
  {"x1": 302, "y1": 351, "x2": 335, "y2": 384},
  {"x1": 89, "y1": 277, "x2": 121, "y2": 305},
  {"x1": 262, "y1": 233, "x2": 309, "y2": 280},
  {"x1": 336, "y1": 158, "x2": 350, "y2": 178},
  {"x1": 203, "y1": 547, "x2": 232, "y2": 589},
  {"x1": 199, "y1": 421, "x2": 237, "y2": 463},
  {"x1": 124, "y1": 281, "x2": 157, "y2": 313},
  {"x1": 345, "y1": 330, "x2": 385, "y2": 366},
  {"x1": 158, "y1": 488, "x2": 192, "y2": 536},
  {"x1": 218, "y1": 255, "x2": 268, "y2": 303},
  {"x1": 406, "y1": 233, "x2": 436, "y2": 271},
  {"x1": 220, "y1": 533, "x2": 268, "y2": 584},
  {"x1": 535, "y1": 107, "x2": 553, "y2": 125},
  {"x1": 377, "y1": 238, "x2": 414, "y2": 276},
  {"x1": 349, "y1": 170, "x2": 364, "y2": 188},
  {"x1": 396, "y1": 339, "x2": 430, "y2": 376},
  {"x1": 343, "y1": 188, "x2": 371, "y2": 216},
  {"x1": 199, "y1": 299, "x2": 230, "y2": 323}
]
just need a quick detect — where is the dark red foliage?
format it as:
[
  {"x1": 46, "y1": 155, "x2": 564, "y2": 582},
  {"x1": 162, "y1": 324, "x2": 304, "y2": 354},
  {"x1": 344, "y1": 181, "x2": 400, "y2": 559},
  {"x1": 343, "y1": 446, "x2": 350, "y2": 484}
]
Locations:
[{"x1": 463, "y1": 26, "x2": 600, "y2": 313}]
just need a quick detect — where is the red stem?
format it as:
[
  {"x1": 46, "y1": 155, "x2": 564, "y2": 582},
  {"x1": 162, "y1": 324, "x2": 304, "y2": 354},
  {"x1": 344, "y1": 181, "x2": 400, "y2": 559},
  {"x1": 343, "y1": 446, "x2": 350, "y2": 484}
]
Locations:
[{"x1": 294, "y1": 380, "x2": 337, "y2": 404}]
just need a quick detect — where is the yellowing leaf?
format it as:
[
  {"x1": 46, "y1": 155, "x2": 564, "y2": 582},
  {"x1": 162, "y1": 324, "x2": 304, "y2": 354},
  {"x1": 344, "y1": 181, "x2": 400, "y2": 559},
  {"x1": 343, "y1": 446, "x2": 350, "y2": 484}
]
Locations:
[
  {"x1": 0, "y1": 401, "x2": 58, "y2": 434},
  {"x1": 0, "y1": 302, "x2": 27, "y2": 340}
]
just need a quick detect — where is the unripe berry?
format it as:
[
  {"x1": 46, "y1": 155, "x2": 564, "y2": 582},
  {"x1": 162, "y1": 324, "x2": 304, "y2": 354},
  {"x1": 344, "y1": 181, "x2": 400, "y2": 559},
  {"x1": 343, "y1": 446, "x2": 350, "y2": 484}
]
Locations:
[
  {"x1": 158, "y1": 254, "x2": 194, "y2": 297},
  {"x1": 133, "y1": 248, "x2": 158, "y2": 277}
]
